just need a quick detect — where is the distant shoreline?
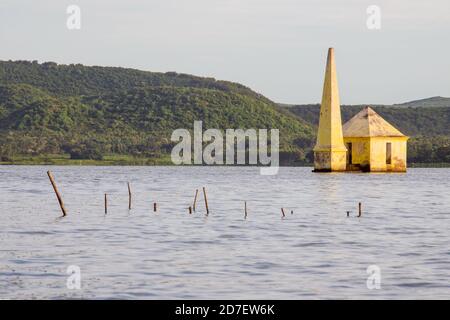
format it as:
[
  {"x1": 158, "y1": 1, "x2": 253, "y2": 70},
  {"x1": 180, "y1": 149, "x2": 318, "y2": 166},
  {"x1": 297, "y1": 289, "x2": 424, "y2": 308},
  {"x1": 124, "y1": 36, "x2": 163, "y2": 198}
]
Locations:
[{"x1": 1, "y1": 155, "x2": 449, "y2": 168}]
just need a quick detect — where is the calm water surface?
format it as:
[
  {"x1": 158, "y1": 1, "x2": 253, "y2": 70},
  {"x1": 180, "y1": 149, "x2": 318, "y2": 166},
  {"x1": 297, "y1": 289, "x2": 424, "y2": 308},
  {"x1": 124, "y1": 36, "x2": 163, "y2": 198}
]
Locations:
[{"x1": 0, "y1": 166, "x2": 449, "y2": 299}]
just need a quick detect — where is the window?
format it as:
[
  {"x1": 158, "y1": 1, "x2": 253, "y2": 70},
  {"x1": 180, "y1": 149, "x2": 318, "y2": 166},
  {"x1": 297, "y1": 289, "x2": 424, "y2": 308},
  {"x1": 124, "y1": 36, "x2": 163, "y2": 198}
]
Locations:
[{"x1": 386, "y1": 142, "x2": 392, "y2": 164}]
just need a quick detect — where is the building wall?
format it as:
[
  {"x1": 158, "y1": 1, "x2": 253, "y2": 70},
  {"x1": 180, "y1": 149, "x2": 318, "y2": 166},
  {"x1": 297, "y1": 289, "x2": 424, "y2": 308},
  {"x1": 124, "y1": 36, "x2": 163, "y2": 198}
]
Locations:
[
  {"x1": 369, "y1": 137, "x2": 408, "y2": 172},
  {"x1": 343, "y1": 137, "x2": 370, "y2": 171},
  {"x1": 314, "y1": 150, "x2": 347, "y2": 172},
  {"x1": 331, "y1": 151, "x2": 347, "y2": 171},
  {"x1": 343, "y1": 136, "x2": 408, "y2": 172}
]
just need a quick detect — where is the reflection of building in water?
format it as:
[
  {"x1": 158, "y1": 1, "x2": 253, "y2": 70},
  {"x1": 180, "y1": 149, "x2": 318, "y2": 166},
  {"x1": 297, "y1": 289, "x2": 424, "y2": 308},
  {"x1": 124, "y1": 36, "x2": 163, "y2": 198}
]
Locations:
[{"x1": 313, "y1": 48, "x2": 408, "y2": 172}]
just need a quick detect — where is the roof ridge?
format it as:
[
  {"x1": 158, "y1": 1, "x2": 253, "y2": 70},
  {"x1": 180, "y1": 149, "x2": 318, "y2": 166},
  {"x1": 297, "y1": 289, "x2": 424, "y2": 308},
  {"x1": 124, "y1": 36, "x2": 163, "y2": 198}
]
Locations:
[{"x1": 366, "y1": 106, "x2": 373, "y2": 136}]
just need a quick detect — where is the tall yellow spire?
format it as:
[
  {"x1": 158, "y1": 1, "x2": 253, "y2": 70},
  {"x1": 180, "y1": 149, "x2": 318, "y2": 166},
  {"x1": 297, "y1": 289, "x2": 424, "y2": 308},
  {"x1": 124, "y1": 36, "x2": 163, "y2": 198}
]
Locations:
[{"x1": 313, "y1": 48, "x2": 347, "y2": 172}]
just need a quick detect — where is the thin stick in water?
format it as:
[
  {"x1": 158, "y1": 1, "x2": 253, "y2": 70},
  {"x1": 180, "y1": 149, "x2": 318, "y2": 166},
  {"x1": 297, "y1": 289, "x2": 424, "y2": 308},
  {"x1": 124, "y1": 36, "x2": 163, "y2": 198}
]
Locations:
[
  {"x1": 203, "y1": 187, "x2": 209, "y2": 215},
  {"x1": 358, "y1": 202, "x2": 362, "y2": 217},
  {"x1": 244, "y1": 201, "x2": 248, "y2": 219},
  {"x1": 281, "y1": 208, "x2": 286, "y2": 218},
  {"x1": 127, "y1": 182, "x2": 132, "y2": 210},
  {"x1": 104, "y1": 193, "x2": 108, "y2": 214},
  {"x1": 154, "y1": 202, "x2": 157, "y2": 212},
  {"x1": 47, "y1": 171, "x2": 67, "y2": 217},
  {"x1": 188, "y1": 206, "x2": 192, "y2": 214},
  {"x1": 193, "y1": 189, "x2": 199, "y2": 212}
]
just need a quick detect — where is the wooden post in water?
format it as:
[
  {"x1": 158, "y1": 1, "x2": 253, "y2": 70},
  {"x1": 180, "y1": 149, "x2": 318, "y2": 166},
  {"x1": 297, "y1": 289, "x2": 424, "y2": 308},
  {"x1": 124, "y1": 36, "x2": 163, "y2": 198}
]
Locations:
[
  {"x1": 104, "y1": 193, "x2": 108, "y2": 214},
  {"x1": 193, "y1": 189, "x2": 199, "y2": 212},
  {"x1": 347, "y1": 211, "x2": 350, "y2": 217},
  {"x1": 47, "y1": 171, "x2": 67, "y2": 217},
  {"x1": 244, "y1": 201, "x2": 248, "y2": 219},
  {"x1": 202, "y1": 187, "x2": 209, "y2": 215},
  {"x1": 188, "y1": 206, "x2": 192, "y2": 214},
  {"x1": 358, "y1": 202, "x2": 362, "y2": 217},
  {"x1": 127, "y1": 182, "x2": 132, "y2": 210},
  {"x1": 154, "y1": 202, "x2": 157, "y2": 212},
  {"x1": 281, "y1": 208, "x2": 286, "y2": 218}
]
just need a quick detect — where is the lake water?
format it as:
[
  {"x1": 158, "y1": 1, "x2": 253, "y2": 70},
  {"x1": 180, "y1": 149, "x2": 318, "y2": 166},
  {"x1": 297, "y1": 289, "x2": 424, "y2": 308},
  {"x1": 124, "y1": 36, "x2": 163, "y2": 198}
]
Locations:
[{"x1": 0, "y1": 166, "x2": 449, "y2": 299}]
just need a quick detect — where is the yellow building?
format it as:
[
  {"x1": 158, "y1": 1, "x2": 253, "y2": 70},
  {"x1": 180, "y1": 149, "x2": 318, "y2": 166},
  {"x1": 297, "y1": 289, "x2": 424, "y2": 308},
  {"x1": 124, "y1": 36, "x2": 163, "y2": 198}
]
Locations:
[
  {"x1": 313, "y1": 47, "x2": 409, "y2": 172},
  {"x1": 343, "y1": 106, "x2": 409, "y2": 172}
]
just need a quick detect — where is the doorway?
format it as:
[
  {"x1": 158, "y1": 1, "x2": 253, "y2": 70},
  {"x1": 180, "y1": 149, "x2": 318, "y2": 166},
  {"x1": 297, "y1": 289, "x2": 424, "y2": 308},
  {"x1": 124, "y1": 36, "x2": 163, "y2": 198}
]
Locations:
[{"x1": 346, "y1": 142, "x2": 352, "y2": 164}]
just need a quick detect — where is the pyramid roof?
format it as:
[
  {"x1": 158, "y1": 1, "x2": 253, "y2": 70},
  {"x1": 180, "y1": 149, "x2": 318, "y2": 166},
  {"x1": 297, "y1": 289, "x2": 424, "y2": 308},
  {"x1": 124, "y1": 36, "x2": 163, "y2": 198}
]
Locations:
[{"x1": 343, "y1": 106, "x2": 406, "y2": 138}]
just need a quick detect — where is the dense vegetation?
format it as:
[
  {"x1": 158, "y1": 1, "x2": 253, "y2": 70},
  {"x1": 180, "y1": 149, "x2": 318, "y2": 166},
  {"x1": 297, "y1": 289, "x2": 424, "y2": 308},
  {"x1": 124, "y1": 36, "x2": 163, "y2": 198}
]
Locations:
[
  {"x1": 0, "y1": 60, "x2": 314, "y2": 164},
  {"x1": 284, "y1": 103, "x2": 450, "y2": 164},
  {"x1": 0, "y1": 60, "x2": 448, "y2": 165}
]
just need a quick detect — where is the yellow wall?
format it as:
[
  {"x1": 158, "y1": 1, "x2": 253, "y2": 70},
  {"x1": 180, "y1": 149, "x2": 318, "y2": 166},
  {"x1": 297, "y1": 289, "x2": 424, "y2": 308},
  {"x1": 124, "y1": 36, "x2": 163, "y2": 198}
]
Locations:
[
  {"x1": 370, "y1": 137, "x2": 408, "y2": 172},
  {"x1": 343, "y1": 136, "x2": 408, "y2": 172},
  {"x1": 314, "y1": 150, "x2": 347, "y2": 171},
  {"x1": 313, "y1": 48, "x2": 347, "y2": 172},
  {"x1": 343, "y1": 137, "x2": 370, "y2": 170}
]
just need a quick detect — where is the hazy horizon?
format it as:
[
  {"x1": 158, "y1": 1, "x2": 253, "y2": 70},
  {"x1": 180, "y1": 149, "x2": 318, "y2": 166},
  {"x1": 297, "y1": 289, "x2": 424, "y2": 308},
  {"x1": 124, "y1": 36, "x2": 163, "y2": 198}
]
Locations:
[{"x1": 1, "y1": 0, "x2": 449, "y2": 105}]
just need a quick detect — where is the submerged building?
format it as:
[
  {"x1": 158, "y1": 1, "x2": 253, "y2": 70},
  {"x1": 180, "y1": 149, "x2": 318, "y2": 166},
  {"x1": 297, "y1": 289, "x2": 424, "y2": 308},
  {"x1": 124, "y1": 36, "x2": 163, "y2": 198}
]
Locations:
[
  {"x1": 343, "y1": 107, "x2": 408, "y2": 172},
  {"x1": 313, "y1": 48, "x2": 408, "y2": 172}
]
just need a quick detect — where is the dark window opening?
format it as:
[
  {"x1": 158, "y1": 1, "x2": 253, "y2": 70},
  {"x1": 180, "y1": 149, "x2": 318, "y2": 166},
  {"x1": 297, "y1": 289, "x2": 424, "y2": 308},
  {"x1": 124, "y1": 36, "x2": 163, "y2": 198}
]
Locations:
[{"x1": 386, "y1": 142, "x2": 392, "y2": 164}]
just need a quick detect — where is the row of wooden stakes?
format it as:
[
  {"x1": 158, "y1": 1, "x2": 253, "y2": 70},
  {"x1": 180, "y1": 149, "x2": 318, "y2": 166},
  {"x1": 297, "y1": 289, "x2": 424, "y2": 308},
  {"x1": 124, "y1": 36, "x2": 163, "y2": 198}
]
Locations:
[
  {"x1": 47, "y1": 171, "x2": 363, "y2": 218},
  {"x1": 121, "y1": 182, "x2": 209, "y2": 215},
  {"x1": 47, "y1": 170, "x2": 210, "y2": 217}
]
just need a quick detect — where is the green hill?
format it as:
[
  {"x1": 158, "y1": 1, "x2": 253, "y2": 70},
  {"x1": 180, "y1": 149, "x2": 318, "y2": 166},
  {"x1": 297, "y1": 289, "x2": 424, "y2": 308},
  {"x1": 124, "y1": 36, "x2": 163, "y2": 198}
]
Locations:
[
  {"x1": 0, "y1": 60, "x2": 314, "y2": 165},
  {"x1": 394, "y1": 96, "x2": 450, "y2": 108},
  {"x1": 1, "y1": 60, "x2": 448, "y2": 166},
  {"x1": 0, "y1": 60, "x2": 264, "y2": 98}
]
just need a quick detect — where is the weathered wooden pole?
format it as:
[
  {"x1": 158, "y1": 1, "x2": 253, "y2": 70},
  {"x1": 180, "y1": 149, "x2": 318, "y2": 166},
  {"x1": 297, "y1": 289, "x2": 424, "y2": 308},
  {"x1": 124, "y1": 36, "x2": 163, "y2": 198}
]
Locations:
[
  {"x1": 127, "y1": 182, "x2": 132, "y2": 210},
  {"x1": 347, "y1": 211, "x2": 350, "y2": 217},
  {"x1": 193, "y1": 189, "x2": 199, "y2": 212},
  {"x1": 244, "y1": 201, "x2": 248, "y2": 219},
  {"x1": 47, "y1": 171, "x2": 67, "y2": 217},
  {"x1": 153, "y1": 202, "x2": 157, "y2": 212},
  {"x1": 281, "y1": 208, "x2": 286, "y2": 218},
  {"x1": 104, "y1": 193, "x2": 108, "y2": 214},
  {"x1": 188, "y1": 206, "x2": 192, "y2": 214},
  {"x1": 358, "y1": 202, "x2": 362, "y2": 217},
  {"x1": 202, "y1": 187, "x2": 209, "y2": 215}
]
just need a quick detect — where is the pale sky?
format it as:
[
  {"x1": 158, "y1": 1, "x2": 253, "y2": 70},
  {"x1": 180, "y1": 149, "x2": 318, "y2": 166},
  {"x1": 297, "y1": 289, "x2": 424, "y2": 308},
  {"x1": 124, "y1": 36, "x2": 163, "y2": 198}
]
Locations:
[{"x1": 1, "y1": 0, "x2": 449, "y2": 104}]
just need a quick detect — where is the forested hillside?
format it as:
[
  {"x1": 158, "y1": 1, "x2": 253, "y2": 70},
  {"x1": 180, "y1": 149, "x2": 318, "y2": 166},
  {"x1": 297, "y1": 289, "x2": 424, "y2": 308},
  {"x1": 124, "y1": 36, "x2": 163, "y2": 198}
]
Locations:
[
  {"x1": 0, "y1": 60, "x2": 448, "y2": 165},
  {"x1": 0, "y1": 60, "x2": 314, "y2": 164}
]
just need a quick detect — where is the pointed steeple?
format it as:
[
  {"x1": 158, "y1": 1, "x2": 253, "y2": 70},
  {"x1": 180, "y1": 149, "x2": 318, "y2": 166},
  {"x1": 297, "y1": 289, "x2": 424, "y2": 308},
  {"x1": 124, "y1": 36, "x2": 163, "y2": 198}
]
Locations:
[{"x1": 313, "y1": 48, "x2": 347, "y2": 172}]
